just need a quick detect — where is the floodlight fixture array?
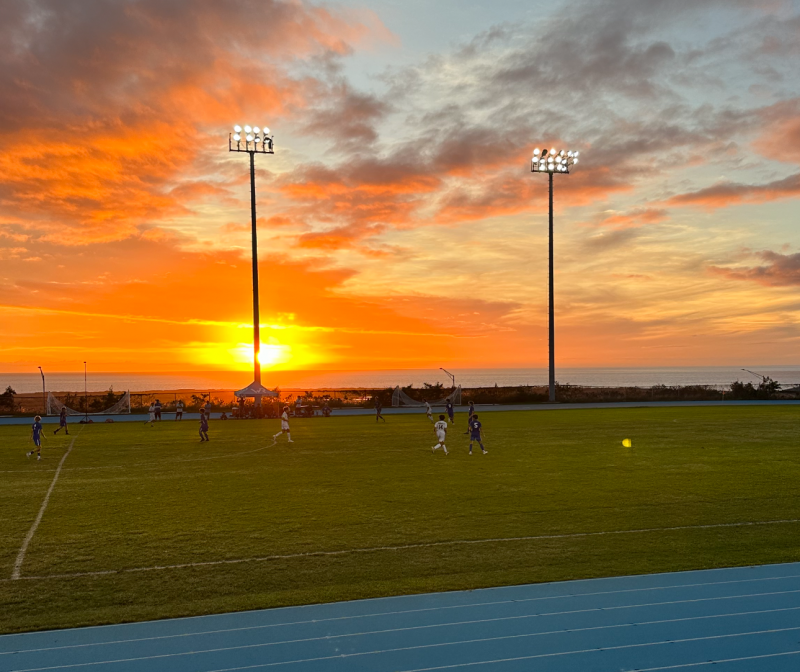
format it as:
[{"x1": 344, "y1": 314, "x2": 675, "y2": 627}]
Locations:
[
  {"x1": 230, "y1": 124, "x2": 274, "y2": 153},
  {"x1": 531, "y1": 147, "x2": 579, "y2": 173}
]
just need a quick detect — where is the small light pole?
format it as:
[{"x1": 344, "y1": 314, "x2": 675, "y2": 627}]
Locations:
[
  {"x1": 440, "y1": 368, "x2": 455, "y2": 389},
  {"x1": 229, "y1": 124, "x2": 274, "y2": 406},
  {"x1": 530, "y1": 146, "x2": 580, "y2": 403},
  {"x1": 37, "y1": 366, "x2": 45, "y2": 415}
]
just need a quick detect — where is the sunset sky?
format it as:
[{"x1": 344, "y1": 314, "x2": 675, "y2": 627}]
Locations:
[{"x1": 2, "y1": 0, "x2": 799, "y2": 375}]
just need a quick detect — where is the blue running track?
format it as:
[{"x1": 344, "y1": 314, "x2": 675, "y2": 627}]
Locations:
[{"x1": 2, "y1": 562, "x2": 800, "y2": 671}]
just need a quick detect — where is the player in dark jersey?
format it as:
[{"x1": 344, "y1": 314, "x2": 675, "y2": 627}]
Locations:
[
  {"x1": 464, "y1": 401, "x2": 475, "y2": 434},
  {"x1": 199, "y1": 410, "x2": 209, "y2": 442},
  {"x1": 375, "y1": 396, "x2": 386, "y2": 423},
  {"x1": 468, "y1": 413, "x2": 487, "y2": 455},
  {"x1": 27, "y1": 415, "x2": 45, "y2": 460},
  {"x1": 54, "y1": 407, "x2": 69, "y2": 435},
  {"x1": 445, "y1": 399, "x2": 455, "y2": 425}
]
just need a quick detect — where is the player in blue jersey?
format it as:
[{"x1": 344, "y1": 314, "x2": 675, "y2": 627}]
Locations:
[
  {"x1": 464, "y1": 400, "x2": 475, "y2": 434},
  {"x1": 199, "y1": 409, "x2": 209, "y2": 442},
  {"x1": 54, "y1": 407, "x2": 69, "y2": 435},
  {"x1": 445, "y1": 399, "x2": 455, "y2": 425},
  {"x1": 27, "y1": 415, "x2": 45, "y2": 460},
  {"x1": 468, "y1": 413, "x2": 487, "y2": 455},
  {"x1": 375, "y1": 397, "x2": 386, "y2": 423}
]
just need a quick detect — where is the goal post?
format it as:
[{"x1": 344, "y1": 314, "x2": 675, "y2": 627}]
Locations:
[
  {"x1": 47, "y1": 390, "x2": 132, "y2": 416},
  {"x1": 391, "y1": 385, "x2": 461, "y2": 407}
]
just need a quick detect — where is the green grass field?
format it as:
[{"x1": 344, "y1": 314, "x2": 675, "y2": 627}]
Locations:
[{"x1": 1, "y1": 406, "x2": 799, "y2": 634}]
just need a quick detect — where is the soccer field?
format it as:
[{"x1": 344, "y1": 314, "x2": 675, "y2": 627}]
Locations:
[{"x1": 1, "y1": 406, "x2": 799, "y2": 635}]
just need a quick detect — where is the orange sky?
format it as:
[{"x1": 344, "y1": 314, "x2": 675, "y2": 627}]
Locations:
[{"x1": 1, "y1": 0, "x2": 799, "y2": 374}]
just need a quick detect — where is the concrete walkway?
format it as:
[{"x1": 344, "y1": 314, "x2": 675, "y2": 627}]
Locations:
[{"x1": 1, "y1": 399, "x2": 798, "y2": 425}]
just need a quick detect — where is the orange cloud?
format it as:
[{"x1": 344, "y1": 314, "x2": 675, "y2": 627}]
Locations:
[
  {"x1": 0, "y1": 0, "x2": 389, "y2": 243},
  {"x1": 665, "y1": 173, "x2": 800, "y2": 210},
  {"x1": 709, "y1": 250, "x2": 800, "y2": 287}
]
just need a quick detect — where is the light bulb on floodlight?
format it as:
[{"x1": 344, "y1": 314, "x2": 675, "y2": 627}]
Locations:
[
  {"x1": 573, "y1": 158, "x2": 579, "y2": 164},
  {"x1": 234, "y1": 125, "x2": 242, "y2": 133},
  {"x1": 254, "y1": 126, "x2": 260, "y2": 134},
  {"x1": 263, "y1": 127, "x2": 270, "y2": 135},
  {"x1": 560, "y1": 150, "x2": 565, "y2": 157},
  {"x1": 254, "y1": 136, "x2": 261, "y2": 143},
  {"x1": 233, "y1": 133, "x2": 241, "y2": 142},
  {"x1": 550, "y1": 147, "x2": 556, "y2": 154},
  {"x1": 246, "y1": 134, "x2": 254, "y2": 142},
  {"x1": 533, "y1": 148, "x2": 541, "y2": 155},
  {"x1": 574, "y1": 151, "x2": 580, "y2": 157},
  {"x1": 244, "y1": 125, "x2": 252, "y2": 133},
  {"x1": 567, "y1": 151, "x2": 573, "y2": 157}
]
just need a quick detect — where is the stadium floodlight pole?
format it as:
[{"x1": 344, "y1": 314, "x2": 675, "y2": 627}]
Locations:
[
  {"x1": 440, "y1": 368, "x2": 455, "y2": 389},
  {"x1": 83, "y1": 361, "x2": 88, "y2": 421},
  {"x1": 37, "y1": 366, "x2": 45, "y2": 416},
  {"x1": 229, "y1": 124, "x2": 274, "y2": 405},
  {"x1": 530, "y1": 146, "x2": 580, "y2": 403}
]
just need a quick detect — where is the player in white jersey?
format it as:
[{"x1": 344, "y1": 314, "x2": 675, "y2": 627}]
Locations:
[
  {"x1": 273, "y1": 406, "x2": 294, "y2": 443},
  {"x1": 432, "y1": 414, "x2": 448, "y2": 455},
  {"x1": 425, "y1": 400, "x2": 433, "y2": 422}
]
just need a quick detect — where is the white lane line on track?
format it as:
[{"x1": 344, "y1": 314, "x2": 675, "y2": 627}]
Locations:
[
  {"x1": 6, "y1": 595, "x2": 800, "y2": 667},
  {"x1": 3, "y1": 517, "x2": 798, "y2": 583},
  {"x1": 4, "y1": 581, "x2": 800, "y2": 655},
  {"x1": 3, "y1": 577, "x2": 800, "y2": 652},
  {"x1": 21, "y1": 624, "x2": 800, "y2": 672},
  {"x1": 632, "y1": 649, "x2": 800, "y2": 670},
  {"x1": 11, "y1": 429, "x2": 82, "y2": 581},
  {"x1": 395, "y1": 627, "x2": 800, "y2": 672}
]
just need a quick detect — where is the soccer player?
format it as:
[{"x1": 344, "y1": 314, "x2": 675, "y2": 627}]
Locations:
[
  {"x1": 154, "y1": 399, "x2": 162, "y2": 421},
  {"x1": 464, "y1": 400, "x2": 475, "y2": 434},
  {"x1": 54, "y1": 407, "x2": 69, "y2": 435},
  {"x1": 199, "y1": 409, "x2": 209, "y2": 442},
  {"x1": 145, "y1": 402, "x2": 155, "y2": 426},
  {"x1": 175, "y1": 400, "x2": 184, "y2": 421},
  {"x1": 446, "y1": 399, "x2": 455, "y2": 425},
  {"x1": 27, "y1": 415, "x2": 45, "y2": 460},
  {"x1": 273, "y1": 406, "x2": 294, "y2": 442},
  {"x1": 469, "y1": 413, "x2": 487, "y2": 455},
  {"x1": 375, "y1": 397, "x2": 385, "y2": 423},
  {"x1": 432, "y1": 414, "x2": 449, "y2": 455},
  {"x1": 425, "y1": 400, "x2": 433, "y2": 422}
]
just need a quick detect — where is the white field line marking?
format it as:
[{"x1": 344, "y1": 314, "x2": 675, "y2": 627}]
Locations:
[
  {"x1": 12, "y1": 605, "x2": 800, "y2": 672},
  {"x1": 11, "y1": 430, "x2": 81, "y2": 580},
  {"x1": 396, "y1": 626, "x2": 800, "y2": 672},
  {"x1": 4, "y1": 517, "x2": 799, "y2": 583},
  {"x1": 632, "y1": 649, "x2": 800, "y2": 670},
  {"x1": 4, "y1": 575, "x2": 800, "y2": 655},
  {"x1": 6, "y1": 596, "x2": 800, "y2": 665}
]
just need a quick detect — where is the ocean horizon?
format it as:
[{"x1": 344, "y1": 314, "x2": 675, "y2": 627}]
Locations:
[{"x1": 3, "y1": 366, "x2": 800, "y2": 394}]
